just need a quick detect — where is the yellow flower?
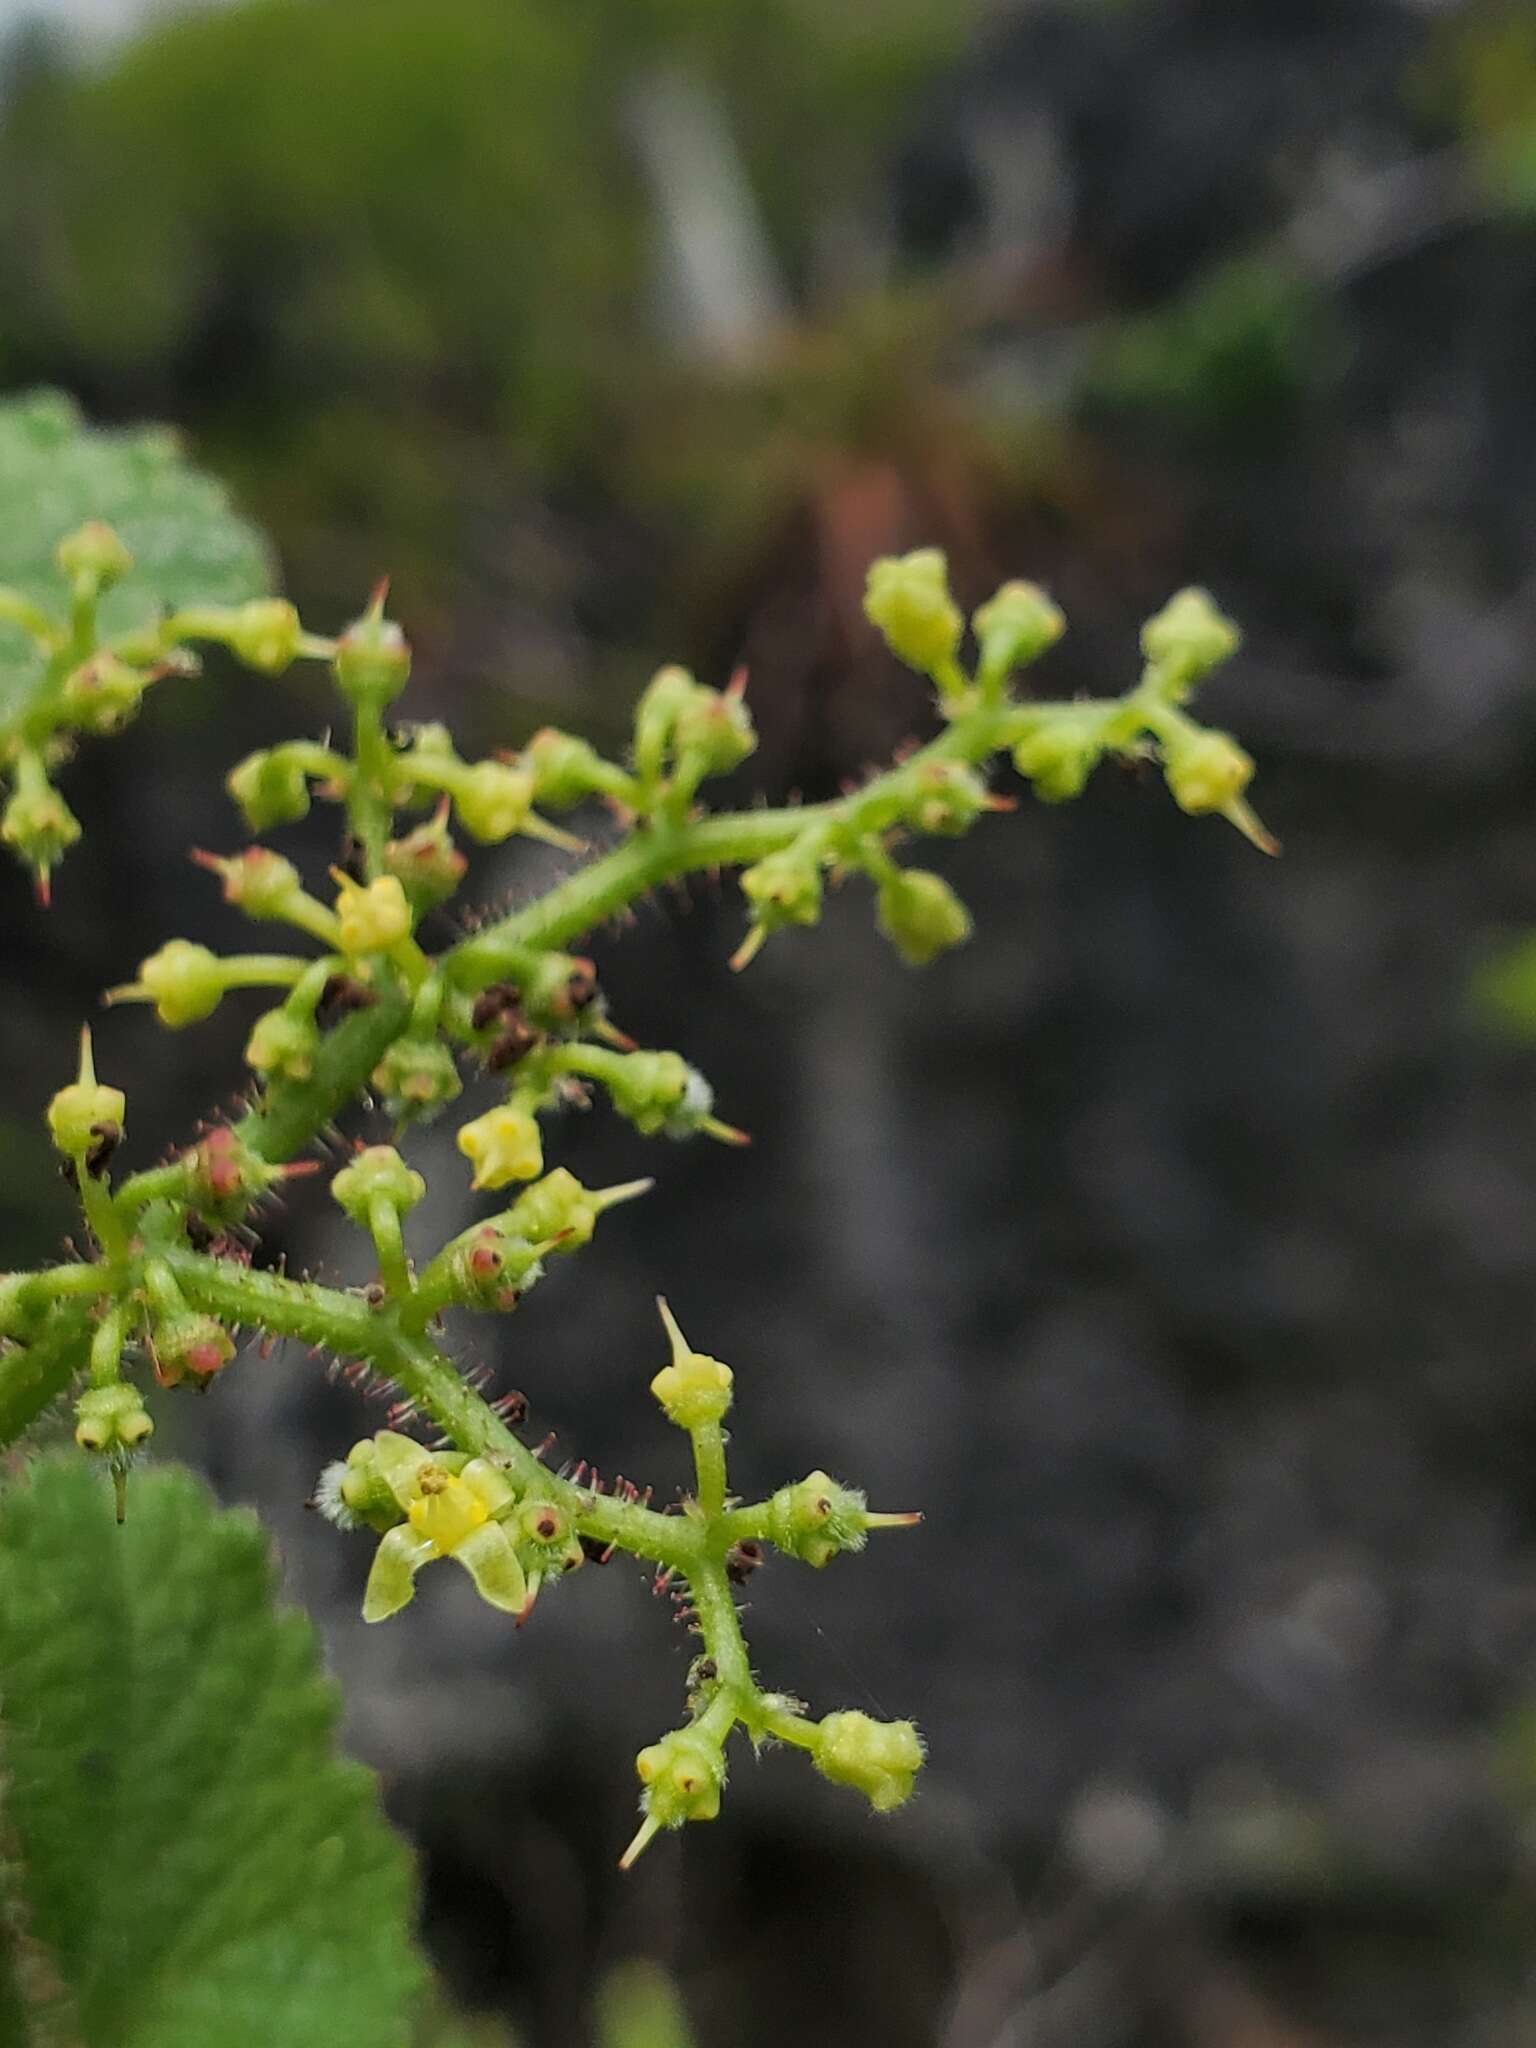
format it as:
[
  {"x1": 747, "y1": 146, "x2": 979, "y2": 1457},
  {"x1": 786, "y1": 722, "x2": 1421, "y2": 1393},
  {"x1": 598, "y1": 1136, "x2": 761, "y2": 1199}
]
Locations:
[
  {"x1": 334, "y1": 873, "x2": 411, "y2": 955},
  {"x1": 361, "y1": 1432, "x2": 525, "y2": 1623},
  {"x1": 456, "y1": 1102, "x2": 544, "y2": 1190}
]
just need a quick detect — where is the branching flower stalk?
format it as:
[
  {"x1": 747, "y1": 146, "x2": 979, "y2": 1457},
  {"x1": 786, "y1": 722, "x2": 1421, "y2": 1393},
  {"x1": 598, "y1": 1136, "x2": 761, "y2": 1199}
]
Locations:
[{"x1": 0, "y1": 531, "x2": 1271, "y2": 1859}]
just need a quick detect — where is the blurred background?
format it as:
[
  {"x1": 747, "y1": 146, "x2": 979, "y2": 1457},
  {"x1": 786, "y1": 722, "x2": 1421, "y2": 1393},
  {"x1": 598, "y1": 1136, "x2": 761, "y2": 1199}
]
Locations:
[{"x1": 7, "y1": 0, "x2": 1536, "y2": 2041}]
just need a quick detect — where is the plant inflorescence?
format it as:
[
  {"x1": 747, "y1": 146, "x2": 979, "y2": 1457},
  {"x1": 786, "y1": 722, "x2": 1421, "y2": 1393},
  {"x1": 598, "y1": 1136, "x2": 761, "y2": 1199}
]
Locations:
[{"x1": 0, "y1": 486, "x2": 1270, "y2": 1862}]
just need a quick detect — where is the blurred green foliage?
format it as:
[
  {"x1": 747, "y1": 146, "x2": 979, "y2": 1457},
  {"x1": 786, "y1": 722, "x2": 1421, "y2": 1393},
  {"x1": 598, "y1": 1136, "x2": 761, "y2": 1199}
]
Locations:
[
  {"x1": 0, "y1": 0, "x2": 975, "y2": 615},
  {"x1": 1079, "y1": 253, "x2": 1330, "y2": 454},
  {"x1": 1430, "y1": 1, "x2": 1536, "y2": 215}
]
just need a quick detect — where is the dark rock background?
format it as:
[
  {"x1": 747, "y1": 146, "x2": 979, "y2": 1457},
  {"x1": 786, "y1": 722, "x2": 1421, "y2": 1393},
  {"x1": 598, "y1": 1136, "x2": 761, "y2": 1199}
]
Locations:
[{"x1": 7, "y1": 2, "x2": 1536, "y2": 2042}]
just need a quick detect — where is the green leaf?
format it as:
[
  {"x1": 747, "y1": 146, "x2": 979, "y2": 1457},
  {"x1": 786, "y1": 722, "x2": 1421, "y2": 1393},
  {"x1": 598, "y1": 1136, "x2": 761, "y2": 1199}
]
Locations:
[
  {"x1": 0, "y1": 388, "x2": 273, "y2": 725},
  {"x1": 0, "y1": 1455, "x2": 426, "y2": 2047}
]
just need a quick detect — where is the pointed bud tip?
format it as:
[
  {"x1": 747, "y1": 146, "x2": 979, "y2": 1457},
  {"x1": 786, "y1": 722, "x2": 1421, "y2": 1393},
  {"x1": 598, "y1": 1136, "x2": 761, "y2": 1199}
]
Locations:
[
  {"x1": 729, "y1": 925, "x2": 769, "y2": 973},
  {"x1": 656, "y1": 1295, "x2": 690, "y2": 1364},
  {"x1": 619, "y1": 1815, "x2": 662, "y2": 1871},
  {"x1": 700, "y1": 1116, "x2": 751, "y2": 1147}
]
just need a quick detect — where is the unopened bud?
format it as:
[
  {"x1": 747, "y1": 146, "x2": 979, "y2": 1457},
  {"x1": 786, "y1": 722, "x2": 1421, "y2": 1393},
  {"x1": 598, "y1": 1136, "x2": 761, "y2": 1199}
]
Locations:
[
  {"x1": 331, "y1": 1145, "x2": 426, "y2": 1226},
  {"x1": 227, "y1": 747, "x2": 312, "y2": 831},
  {"x1": 245, "y1": 1004, "x2": 320, "y2": 1083},
  {"x1": 973, "y1": 579, "x2": 1065, "y2": 680},
  {"x1": 47, "y1": 1028, "x2": 125, "y2": 1157},
  {"x1": 151, "y1": 1313, "x2": 235, "y2": 1386},
  {"x1": 54, "y1": 519, "x2": 133, "y2": 595},
  {"x1": 863, "y1": 549, "x2": 964, "y2": 680},
  {"x1": 226, "y1": 599, "x2": 306, "y2": 676},
  {"x1": 384, "y1": 803, "x2": 466, "y2": 909},
  {"x1": 812, "y1": 1711, "x2": 924, "y2": 1813},
  {"x1": 334, "y1": 588, "x2": 411, "y2": 704},
  {"x1": 113, "y1": 939, "x2": 227, "y2": 1027},
  {"x1": 875, "y1": 868, "x2": 972, "y2": 967},
  {"x1": 1140, "y1": 587, "x2": 1240, "y2": 689},
  {"x1": 370, "y1": 1037, "x2": 462, "y2": 1122},
  {"x1": 895, "y1": 760, "x2": 990, "y2": 837},
  {"x1": 524, "y1": 727, "x2": 609, "y2": 809},
  {"x1": 193, "y1": 845, "x2": 303, "y2": 920}
]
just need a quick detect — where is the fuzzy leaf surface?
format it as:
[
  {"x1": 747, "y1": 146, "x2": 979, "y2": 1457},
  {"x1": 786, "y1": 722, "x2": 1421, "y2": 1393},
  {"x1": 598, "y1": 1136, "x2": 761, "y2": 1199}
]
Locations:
[
  {"x1": 0, "y1": 388, "x2": 273, "y2": 723},
  {"x1": 0, "y1": 1455, "x2": 424, "y2": 2047}
]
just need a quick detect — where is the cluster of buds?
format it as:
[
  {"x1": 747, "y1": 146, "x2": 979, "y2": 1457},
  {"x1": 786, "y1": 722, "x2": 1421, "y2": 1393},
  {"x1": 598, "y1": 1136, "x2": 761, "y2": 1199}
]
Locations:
[
  {"x1": 631, "y1": 663, "x2": 756, "y2": 802},
  {"x1": 7, "y1": 528, "x2": 1278, "y2": 1871},
  {"x1": 387, "y1": 722, "x2": 582, "y2": 853}
]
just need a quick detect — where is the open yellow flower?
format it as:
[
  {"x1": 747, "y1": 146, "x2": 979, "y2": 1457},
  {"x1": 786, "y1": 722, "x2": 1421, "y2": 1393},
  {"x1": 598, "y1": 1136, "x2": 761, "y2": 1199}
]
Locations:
[{"x1": 361, "y1": 1431, "x2": 525, "y2": 1623}]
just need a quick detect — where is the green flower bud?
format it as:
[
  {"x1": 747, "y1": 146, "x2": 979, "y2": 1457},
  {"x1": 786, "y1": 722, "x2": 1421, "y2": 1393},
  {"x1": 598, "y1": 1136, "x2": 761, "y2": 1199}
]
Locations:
[
  {"x1": 863, "y1": 549, "x2": 964, "y2": 680},
  {"x1": 227, "y1": 747, "x2": 312, "y2": 831},
  {"x1": 334, "y1": 872, "x2": 412, "y2": 955},
  {"x1": 46, "y1": 1030, "x2": 125, "y2": 1157},
  {"x1": 334, "y1": 589, "x2": 411, "y2": 704},
  {"x1": 451, "y1": 760, "x2": 536, "y2": 845},
  {"x1": 331, "y1": 1145, "x2": 426, "y2": 1226},
  {"x1": 632, "y1": 665, "x2": 700, "y2": 783},
  {"x1": 121, "y1": 939, "x2": 227, "y2": 1027},
  {"x1": 605, "y1": 1050, "x2": 727, "y2": 1141},
  {"x1": 226, "y1": 599, "x2": 306, "y2": 676},
  {"x1": 59, "y1": 653, "x2": 154, "y2": 734},
  {"x1": 384, "y1": 804, "x2": 466, "y2": 910},
  {"x1": 54, "y1": 519, "x2": 133, "y2": 595},
  {"x1": 457, "y1": 1102, "x2": 544, "y2": 1190},
  {"x1": 181, "y1": 1124, "x2": 285, "y2": 1220},
  {"x1": 515, "y1": 1498, "x2": 583, "y2": 1577},
  {"x1": 370, "y1": 1037, "x2": 462, "y2": 1123},
  {"x1": 1011, "y1": 724, "x2": 1102, "y2": 803},
  {"x1": 875, "y1": 869, "x2": 972, "y2": 967},
  {"x1": 634, "y1": 1726, "x2": 726, "y2": 1830},
  {"x1": 1161, "y1": 725, "x2": 1254, "y2": 816},
  {"x1": 515, "y1": 951, "x2": 599, "y2": 1028},
  {"x1": 506, "y1": 1167, "x2": 599, "y2": 1252},
  {"x1": 811, "y1": 1711, "x2": 924, "y2": 1813},
  {"x1": 193, "y1": 844, "x2": 304, "y2": 920},
  {"x1": 895, "y1": 760, "x2": 990, "y2": 837},
  {"x1": 767, "y1": 1471, "x2": 872, "y2": 1568},
  {"x1": 973, "y1": 579, "x2": 1065, "y2": 679},
  {"x1": 74, "y1": 1382, "x2": 153, "y2": 1453},
  {"x1": 650, "y1": 1298, "x2": 733, "y2": 1430},
  {"x1": 738, "y1": 844, "x2": 824, "y2": 944},
  {"x1": 443, "y1": 1218, "x2": 546, "y2": 1312},
  {"x1": 245, "y1": 1004, "x2": 320, "y2": 1083},
  {"x1": 151, "y1": 1313, "x2": 235, "y2": 1386},
  {"x1": 523, "y1": 726, "x2": 609, "y2": 809},
  {"x1": 672, "y1": 679, "x2": 756, "y2": 777},
  {"x1": 3, "y1": 780, "x2": 81, "y2": 881},
  {"x1": 1140, "y1": 587, "x2": 1240, "y2": 690}
]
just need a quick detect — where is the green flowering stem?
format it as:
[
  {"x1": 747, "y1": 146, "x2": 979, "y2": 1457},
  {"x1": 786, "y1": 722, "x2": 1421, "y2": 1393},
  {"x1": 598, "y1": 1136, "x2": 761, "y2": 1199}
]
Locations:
[
  {"x1": 88, "y1": 1298, "x2": 132, "y2": 1388},
  {"x1": 689, "y1": 1415, "x2": 728, "y2": 1520},
  {"x1": 755, "y1": 1699, "x2": 821, "y2": 1751},
  {"x1": 348, "y1": 694, "x2": 394, "y2": 874},
  {"x1": 8, "y1": 1263, "x2": 116, "y2": 1312},
  {"x1": 445, "y1": 700, "x2": 1015, "y2": 989},
  {"x1": 0, "y1": 586, "x2": 58, "y2": 646}
]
